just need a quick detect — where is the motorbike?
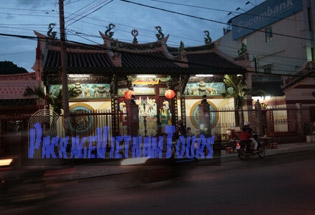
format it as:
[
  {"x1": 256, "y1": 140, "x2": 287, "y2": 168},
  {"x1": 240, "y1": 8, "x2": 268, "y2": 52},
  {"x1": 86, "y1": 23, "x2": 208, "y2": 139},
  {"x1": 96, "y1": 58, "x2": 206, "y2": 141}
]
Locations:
[
  {"x1": 235, "y1": 134, "x2": 265, "y2": 160},
  {"x1": 0, "y1": 156, "x2": 57, "y2": 205}
]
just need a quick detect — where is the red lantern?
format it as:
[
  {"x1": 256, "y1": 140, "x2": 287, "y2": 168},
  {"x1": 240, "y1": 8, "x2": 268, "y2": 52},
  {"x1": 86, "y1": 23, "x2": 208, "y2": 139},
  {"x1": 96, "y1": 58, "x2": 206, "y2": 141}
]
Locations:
[
  {"x1": 124, "y1": 90, "x2": 134, "y2": 99},
  {"x1": 165, "y1": 89, "x2": 176, "y2": 99}
]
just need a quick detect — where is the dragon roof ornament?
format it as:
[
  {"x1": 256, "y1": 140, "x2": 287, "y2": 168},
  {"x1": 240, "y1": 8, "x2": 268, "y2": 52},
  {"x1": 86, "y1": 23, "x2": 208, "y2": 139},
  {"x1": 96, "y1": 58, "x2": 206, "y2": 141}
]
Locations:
[
  {"x1": 47, "y1": 23, "x2": 57, "y2": 39},
  {"x1": 155, "y1": 26, "x2": 164, "y2": 40},
  {"x1": 204, "y1": 30, "x2": 212, "y2": 45},
  {"x1": 105, "y1": 23, "x2": 115, "y2": 38}
]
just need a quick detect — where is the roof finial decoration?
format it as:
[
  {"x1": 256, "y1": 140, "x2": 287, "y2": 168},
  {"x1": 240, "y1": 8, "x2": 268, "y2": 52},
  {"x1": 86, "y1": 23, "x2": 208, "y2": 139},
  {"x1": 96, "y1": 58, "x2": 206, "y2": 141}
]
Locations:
[
  {"x1": 155, "y1": 26, "x2": 164, "y2": 40},
  {"x1": 105, "y1": 23, "x2": 115, "y2": 38},
  {"x1": 204, "y1": 30, "x2": 212, "y2": 45},
  {"x1": 131, "y1": 29, "x2": 138, "y2": 44},
  {"x1": 47, "y1": 23, "x2": 57, "y2": 39}
]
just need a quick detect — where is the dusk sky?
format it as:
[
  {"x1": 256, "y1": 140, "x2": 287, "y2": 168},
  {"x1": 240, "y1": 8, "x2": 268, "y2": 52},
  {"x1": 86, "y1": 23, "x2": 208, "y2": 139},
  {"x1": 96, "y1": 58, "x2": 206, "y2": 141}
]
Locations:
[{"x1": 0, "y1": 0, "x2": 264, "y2": 71}]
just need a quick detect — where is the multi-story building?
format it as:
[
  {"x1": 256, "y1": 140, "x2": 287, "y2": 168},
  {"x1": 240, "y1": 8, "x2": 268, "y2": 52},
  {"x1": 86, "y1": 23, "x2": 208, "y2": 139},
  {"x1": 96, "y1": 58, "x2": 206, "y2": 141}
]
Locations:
[
  {"x1": 216, "y1": 0, "x2": 315, "y2": 138},
  {"x1": 217, "y1": 0, "x2": 314, "y2": 98}
]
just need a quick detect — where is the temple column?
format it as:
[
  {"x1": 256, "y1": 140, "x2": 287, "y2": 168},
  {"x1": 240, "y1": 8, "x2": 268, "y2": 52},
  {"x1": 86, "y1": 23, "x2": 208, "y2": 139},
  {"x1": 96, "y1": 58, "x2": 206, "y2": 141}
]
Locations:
[
  {"x1": 126, "y1": 103, "x2": 139, "y2": 137},
  {"x1": 198, "y1": 98, "x2": 211, "y2": 137}
]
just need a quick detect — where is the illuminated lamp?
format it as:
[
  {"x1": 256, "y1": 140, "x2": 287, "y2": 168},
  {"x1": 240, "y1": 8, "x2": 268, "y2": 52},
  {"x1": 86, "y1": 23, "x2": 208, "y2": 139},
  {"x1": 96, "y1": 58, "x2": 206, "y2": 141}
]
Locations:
[
  {"x1": 124, "y1": 90, "x2": 134, "y2": 99},
  {"x1": 165, "y1": 89, "x2": 176, "y2": 99}
]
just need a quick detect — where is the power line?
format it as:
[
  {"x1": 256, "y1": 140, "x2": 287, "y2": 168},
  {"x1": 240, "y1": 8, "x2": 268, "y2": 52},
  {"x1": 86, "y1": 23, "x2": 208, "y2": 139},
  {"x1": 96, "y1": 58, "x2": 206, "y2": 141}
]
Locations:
[
  {"x1": 0, "y1": 1, "x2": 312, "y2": 73},
  {"x1": 66, "y1": 0, "x2": 113, "y2": 27},
  {"x1": 149, "y1": 0, "x2": 307, "y2": 24},
  {"x1": 1, "y1": 1, "x2": 309, "y2": 49},
  {"x1": 121, "y1": 0, "x2": 228, "y2": 25},
  {"x1": 0, "y1": 31, "x2": 309, "y2": 76},
  {"x1": 120, "y1": 0, "x2": 314, "y2": 42},
  {"x1": 0, "y1": 27, "x2": 308, "y2": 72},
  {"x1": 65, "y1": 0, "x2": 103, "y2": 23},
  {"x1": 150, "y1": 0, "x2": 235, "y2": 13}
]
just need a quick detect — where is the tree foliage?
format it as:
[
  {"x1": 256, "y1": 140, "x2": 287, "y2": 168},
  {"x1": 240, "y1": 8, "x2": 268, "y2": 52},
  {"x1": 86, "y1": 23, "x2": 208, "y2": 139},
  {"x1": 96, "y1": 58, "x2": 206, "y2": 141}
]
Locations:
[
  {"x1": 221, "y1": 74, "x2": 250, "y2": 110},
  {"x1": 23, "y1": 86, "x2": 79, "y2": 115},
  {"x1": 0, "y1": 61, "x2": 28, "y2": 74},
  {"x1": 221, "y1": 74, "x2": 251, "y2": 126}
]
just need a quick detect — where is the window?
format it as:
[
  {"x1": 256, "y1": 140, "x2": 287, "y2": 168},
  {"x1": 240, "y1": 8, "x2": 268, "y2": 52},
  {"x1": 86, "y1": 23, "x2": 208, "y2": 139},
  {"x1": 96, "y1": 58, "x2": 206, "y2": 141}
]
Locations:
[
  {"x1": 265, "y1": 27, "x2": 273, "y2": 42},
  {"x1": 264, "y1": 67, "x2": 272, "y2": 74}
]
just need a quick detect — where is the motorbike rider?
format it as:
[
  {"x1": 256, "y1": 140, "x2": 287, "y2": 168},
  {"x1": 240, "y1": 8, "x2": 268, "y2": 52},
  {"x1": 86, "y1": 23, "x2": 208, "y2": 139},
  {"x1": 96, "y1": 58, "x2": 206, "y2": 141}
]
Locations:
[{"x1": 240, "y1": 121, "x2": 259, "y2": 152}]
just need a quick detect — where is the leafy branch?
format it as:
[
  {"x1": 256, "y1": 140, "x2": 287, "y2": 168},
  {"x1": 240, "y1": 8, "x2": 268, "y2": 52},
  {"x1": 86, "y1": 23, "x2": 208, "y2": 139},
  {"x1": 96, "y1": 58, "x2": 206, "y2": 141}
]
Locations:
[{"x1": 24, "y1": 86, "x2": 79, "y2": 115}]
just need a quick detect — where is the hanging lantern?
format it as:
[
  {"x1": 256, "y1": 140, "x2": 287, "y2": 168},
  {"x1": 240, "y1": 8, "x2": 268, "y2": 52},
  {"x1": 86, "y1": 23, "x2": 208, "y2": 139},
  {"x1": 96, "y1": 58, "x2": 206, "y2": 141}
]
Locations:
[
  {"x1": 124, "y1": 90, "x2": 134, "y2": 99},
  {"x1": 165, "y1": 89, "x2": 175, "y2": 99}
]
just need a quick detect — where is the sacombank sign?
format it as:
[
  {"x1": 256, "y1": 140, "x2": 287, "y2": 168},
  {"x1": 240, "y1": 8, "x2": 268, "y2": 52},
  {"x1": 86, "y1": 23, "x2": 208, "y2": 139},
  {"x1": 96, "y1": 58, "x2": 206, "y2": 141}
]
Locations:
[{"x1": 232, "y1": 0, "x2": 303, "y2": 40}]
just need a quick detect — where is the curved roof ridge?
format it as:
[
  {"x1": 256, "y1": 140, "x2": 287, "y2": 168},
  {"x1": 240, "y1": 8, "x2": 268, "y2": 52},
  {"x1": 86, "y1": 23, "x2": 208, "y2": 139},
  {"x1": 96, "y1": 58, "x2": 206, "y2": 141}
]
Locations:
[
  {"x1": 34, "y1": 30, "x2": 48, "y2": 39},
  {"x1": 99, "y1": 31, "x2": 170, "y2": 47},
  {"x1": 99, "y1": 32, "x2": 174, "y2": 56}
]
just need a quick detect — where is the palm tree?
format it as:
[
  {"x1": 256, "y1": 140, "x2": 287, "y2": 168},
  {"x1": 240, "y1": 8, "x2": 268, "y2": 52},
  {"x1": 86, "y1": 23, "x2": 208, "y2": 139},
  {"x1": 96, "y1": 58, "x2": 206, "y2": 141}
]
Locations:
[
  {"x1": 23, "y1": 86, "x2": 79, "y2": 115},
  {"x1": 221, "y1": 74, "x2": 251, "y2": 126}
]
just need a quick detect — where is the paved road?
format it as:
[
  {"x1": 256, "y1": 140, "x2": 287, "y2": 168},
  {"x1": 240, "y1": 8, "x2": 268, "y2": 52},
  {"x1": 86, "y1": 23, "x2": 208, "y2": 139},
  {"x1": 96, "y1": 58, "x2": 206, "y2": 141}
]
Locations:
[
  {"x1": 41, "y1": 141, "x2": 315, "y2": 181},
  {"x1": 2, "y1": 150, "x2": 315, "y2": 215}
]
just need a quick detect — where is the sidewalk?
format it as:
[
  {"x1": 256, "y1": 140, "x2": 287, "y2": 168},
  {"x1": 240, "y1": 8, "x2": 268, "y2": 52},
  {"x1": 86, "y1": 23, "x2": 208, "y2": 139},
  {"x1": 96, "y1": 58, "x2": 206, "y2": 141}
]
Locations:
[{"x1": 43, "y1": 142, "x2": 315, "y2": 182}]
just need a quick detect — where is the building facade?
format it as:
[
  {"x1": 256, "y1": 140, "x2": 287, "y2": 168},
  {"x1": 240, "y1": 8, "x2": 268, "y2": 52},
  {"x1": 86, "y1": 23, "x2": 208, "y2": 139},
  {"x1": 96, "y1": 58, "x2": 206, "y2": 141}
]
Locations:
[
  {"x1": 32, "y1": 25, "x2": 248, "y2": 143},
  {"x1": 216, "y1": 0, "x2": 315, "y2": 136},
  {"x1": 217, "y1": 0, "x2": 314, "y2": 97},
  {"x1": 0, "y1": 72, "x2": 40, "y2": 155}
]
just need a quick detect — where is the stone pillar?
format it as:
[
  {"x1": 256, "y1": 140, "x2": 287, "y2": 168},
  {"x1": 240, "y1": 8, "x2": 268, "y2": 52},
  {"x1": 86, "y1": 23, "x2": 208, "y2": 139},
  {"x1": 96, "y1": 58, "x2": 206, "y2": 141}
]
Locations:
[
  {"x1": 126, "y1": 103, "x2": 139, "y2": 137},
  {"x1": 198, "y1": 102, "x2": 211, "y2": 137}
]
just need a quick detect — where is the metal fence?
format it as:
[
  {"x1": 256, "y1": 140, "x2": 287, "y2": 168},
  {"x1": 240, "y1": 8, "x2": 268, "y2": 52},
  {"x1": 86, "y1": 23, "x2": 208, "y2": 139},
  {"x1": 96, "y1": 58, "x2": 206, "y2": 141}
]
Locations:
[{"x1": 0, "y1": 105, "x2": 314, "y2": 156}]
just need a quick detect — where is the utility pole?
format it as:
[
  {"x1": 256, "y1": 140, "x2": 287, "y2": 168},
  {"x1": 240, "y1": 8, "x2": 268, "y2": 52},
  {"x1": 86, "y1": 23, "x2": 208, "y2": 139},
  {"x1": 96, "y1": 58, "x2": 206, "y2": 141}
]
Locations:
[{"x1": 59, "y1": 0, "x2": 71, "y2": 137}]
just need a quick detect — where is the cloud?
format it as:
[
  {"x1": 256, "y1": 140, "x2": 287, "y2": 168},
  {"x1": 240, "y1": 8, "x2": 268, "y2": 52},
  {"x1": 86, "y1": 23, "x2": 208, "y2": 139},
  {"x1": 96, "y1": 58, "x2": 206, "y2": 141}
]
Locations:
[{"x1": 16, "y1": 0, "x2": 54, "y2": 8}]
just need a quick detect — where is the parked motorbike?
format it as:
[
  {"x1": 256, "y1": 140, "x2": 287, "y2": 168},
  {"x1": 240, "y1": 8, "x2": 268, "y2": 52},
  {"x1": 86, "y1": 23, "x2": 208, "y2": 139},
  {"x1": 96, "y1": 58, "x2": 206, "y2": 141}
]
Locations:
[{"x1": 235, "y1": 134, "x2": 265, "y2": 160}]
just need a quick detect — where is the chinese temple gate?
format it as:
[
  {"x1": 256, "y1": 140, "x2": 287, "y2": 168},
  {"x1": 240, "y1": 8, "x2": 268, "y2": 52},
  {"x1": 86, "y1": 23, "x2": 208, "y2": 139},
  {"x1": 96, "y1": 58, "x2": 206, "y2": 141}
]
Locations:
[{"x1": 33, "y1": 25, "x2": 248, "y2": 138}]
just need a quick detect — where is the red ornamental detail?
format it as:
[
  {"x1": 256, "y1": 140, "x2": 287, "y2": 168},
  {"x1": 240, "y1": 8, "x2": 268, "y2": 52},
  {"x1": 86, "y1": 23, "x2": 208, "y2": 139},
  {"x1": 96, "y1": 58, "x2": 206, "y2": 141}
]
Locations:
[
  {"x1": 165, "y1": 89, "x2": 175, "y2": 99},
  {"x1": 124, "y1": 90, "x2": 134, "y2": 99}
]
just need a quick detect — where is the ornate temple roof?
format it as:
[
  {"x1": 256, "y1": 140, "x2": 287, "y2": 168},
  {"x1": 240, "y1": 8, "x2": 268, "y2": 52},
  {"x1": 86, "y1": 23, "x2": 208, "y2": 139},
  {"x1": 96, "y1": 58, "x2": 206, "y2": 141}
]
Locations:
[{"x1": 34, "y1": 27, "x2": 248, "y2": 77}]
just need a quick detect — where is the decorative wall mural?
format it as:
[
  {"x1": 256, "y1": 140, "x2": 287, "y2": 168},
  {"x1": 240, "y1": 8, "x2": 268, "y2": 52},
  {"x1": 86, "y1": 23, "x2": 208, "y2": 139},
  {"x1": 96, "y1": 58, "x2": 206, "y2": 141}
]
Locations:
[
  {"x1": 159, "y1": 100, "x2": 172, "y2": 133},
  {"x1": 159, "y1": 88, "x2": 168, "y2": 96},
  {"x1": 136, "y1": 97, "x2": 157, "y2": 136},
  {"x1": 50, "y1": 83, "x2": 111, "y2": 99},
  {"x1": 132, "y1": 77, "x2": 159, "y2": 85},
  {"x1": 69, "y1": 103, "x2": 96, "y2": 136},
  {"x1": 190, "y1": 101, "x2": 219, "y2": 129},
  {"x1": 118, "y1": 97, "x2": 158, "y2": 136},
  {"x1": 118, "y1": 87, "x2": 155, "y2": 97},
  {"x1": 119, "y1": 101, "x2": 127, "y2": 136},
  {"x1": 185, "y1": 81, "x2": 225, "y2": 96}
]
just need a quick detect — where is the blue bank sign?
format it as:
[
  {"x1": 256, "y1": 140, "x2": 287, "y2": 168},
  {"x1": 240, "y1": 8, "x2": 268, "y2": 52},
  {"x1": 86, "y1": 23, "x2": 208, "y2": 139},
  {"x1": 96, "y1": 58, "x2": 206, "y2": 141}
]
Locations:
[{"x1": 232, "y1": 0, "x2": 303, "y2": 40}]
